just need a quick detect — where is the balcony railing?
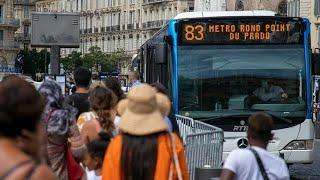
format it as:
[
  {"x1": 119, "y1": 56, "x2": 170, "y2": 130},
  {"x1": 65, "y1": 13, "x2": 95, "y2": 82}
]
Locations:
[
  {"x1": 142, "y1": 0, "x2": 166, "y2": 5},
  {"x1": 0, "y1": 19, "x2": 20, "y2": 27},
  {"x1": 127, "y1": 24, "x2": 134, "y2": 30},
  {"x1": 15, "y1": 33, "x2": 31, "y2": 41},
  {"x1": 13, "y1": 0, "x2": 35, "y2": 5},
  {"x1": 111, "y1": 25, "x2": 120, "y2": 31},
  {"x1": 0, "y1": 41, "x2": 20, "y2": 49},
  {"x1": 22, "y1": 18, "x2": 31, "y2": 25},
  {"x1": 143, "y1": 20, "x2": 164, "y2": 29}
]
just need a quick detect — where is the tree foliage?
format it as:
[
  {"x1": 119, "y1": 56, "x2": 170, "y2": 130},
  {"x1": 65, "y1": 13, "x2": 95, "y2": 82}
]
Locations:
[
  {"x1": 61, "y1": 46, "x2": 129, "y2": 73},
  {"x1": 60, "y1": 51, "x2": 82, "y2": 72}
]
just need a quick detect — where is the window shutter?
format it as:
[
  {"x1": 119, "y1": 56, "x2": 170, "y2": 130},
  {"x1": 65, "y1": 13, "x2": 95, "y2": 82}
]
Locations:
[{"x1": 315, "y1": 0, "x2": 320, "y2": 16}]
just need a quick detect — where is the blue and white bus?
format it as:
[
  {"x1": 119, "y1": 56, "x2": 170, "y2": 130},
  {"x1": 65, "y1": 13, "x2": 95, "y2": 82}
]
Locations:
[{"x1": 137, "y1": 11, "x2": 314, "y2": 164}]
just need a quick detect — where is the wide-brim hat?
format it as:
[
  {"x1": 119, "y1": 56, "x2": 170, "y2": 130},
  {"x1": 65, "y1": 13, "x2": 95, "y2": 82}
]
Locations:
[
  {"x1": 118, "y1": 84, "x2": 169, "y2": 136},
  {"x1": 155, "y1": 93, "x2": 171, "y2": 116}
]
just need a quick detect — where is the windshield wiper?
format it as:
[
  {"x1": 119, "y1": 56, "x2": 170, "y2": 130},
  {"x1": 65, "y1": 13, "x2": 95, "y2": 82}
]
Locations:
[
  {"x1": 250, "y1": 109, "x2": 293, "y2": 124},
  {"x1": 198, "y1": 115, "x2": 248, "y2": 122},
  {"x1": 198, "y1": 111, "x2": 292, "y2": 124}
]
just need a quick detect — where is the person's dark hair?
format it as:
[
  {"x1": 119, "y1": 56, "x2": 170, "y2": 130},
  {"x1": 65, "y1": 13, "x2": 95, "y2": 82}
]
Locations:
[
  {"x1": 0, "y1": 76, "x2": 45, "y2": 137},
  {"x1": 74, "y1": 67, "x2": 92, "y2": 88},
  {"x1": 87, "y1": 132, "x2": 111, "y2": 159},
  {"x1": 2, "y1": 74, "x2": 18, "y2": 82},
  {"x1": 121, "y1": 132, "x2": 164, "y2": 180},
  {"x1": 103, "y1": 77, "x2": 125, "y2": 102},
  {"x1": 151, "y1": 82, "x2": 169, "y2": 96},
  {"x1": 89, "y1": 86, "x2": 117, "y2": 133},
  {"x1": 248, "y1": 112, "x2": 274, "y2": 143}
]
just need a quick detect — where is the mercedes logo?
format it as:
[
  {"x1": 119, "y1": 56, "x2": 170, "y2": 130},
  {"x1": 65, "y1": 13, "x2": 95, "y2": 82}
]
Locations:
[
  {"x1": 237, "y1": 138, "x2": 248, "y2": 149},
  {"x1": 240, "y1": 120, "x2": 246, "y2": 126}
]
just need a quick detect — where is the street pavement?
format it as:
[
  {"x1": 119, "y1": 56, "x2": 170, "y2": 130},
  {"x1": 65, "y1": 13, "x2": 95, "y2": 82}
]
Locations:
[{"x1": 289, "y1": 139, "x2": 320, "y2": 180}]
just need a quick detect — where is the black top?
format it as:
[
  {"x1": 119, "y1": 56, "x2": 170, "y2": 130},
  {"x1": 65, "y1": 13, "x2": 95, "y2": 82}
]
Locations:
[{"x1": 65, "y1": 93, "x2": 90, "y2": 119}]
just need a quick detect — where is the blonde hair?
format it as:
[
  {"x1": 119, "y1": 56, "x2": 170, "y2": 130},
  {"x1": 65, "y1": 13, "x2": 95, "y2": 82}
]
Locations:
[{"x1": 89, "y1": 81, "x2": 106, "y2": 92}]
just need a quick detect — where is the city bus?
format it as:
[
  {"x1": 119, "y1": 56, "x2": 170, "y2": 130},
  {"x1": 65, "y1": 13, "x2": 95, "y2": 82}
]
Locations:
[{"x1": 137, "y1": 10, "x2": 315, "y2": 164}]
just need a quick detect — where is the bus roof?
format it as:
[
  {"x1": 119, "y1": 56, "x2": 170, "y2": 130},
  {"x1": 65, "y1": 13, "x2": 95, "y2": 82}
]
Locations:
[{"x1": 174, "y1": 10, "x2": 277, "y2": 20}]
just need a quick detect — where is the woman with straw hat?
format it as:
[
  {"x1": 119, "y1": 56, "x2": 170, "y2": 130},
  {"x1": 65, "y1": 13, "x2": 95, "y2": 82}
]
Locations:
[{"x1": 102, "y1": 84, "x2": 189, "y2": 180}]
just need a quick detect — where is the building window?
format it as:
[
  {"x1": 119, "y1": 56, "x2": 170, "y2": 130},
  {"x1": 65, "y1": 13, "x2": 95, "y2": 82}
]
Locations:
[
  {"x1": 24, "y1": 25, "x2": 29, "y2": 37},
  {"x1": 288, "y1": 0, "x2": 299, "y2": 17},
  {"x1": 0, "y1": 5, "x2": 3, "y2": 23},
  {"x1": 316, "y1": 0, "x2": 320, "y2": 16},
  {"x1": 235, "y1": 0, "x2": 244, "y2": 11},
  {"x1": 0, "y1": 30, "x2": 4, "y2": 45},
  {"x1": 129, "y1": 11, "x2": 134, "y2": 24},
  {"x1": 278, "y1": 0, "x2": 287, "y2": 16},
  {"x1": 24, "y1": 4, "x2": 30, "y2": 18}
]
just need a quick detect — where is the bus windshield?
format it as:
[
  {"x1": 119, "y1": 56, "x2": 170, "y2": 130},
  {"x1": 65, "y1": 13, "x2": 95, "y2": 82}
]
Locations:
[{"x1": 178, "y1": 45, "x2": 306, "y2": 120}]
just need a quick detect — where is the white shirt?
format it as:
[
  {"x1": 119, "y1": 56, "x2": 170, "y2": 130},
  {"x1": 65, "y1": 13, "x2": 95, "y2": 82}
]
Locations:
[
  {"x1": 86, "y1": 170, "x2": 101, "y2": 180},
  {"x1": 78, "y1": 112, "x2": 120, "y2": 136},
  {"x1": 253, "y1": 85, "x2": 284, "y2": 102},
  {"x1": 223, "y1": 146, "x2": 289, "y2": 180}
]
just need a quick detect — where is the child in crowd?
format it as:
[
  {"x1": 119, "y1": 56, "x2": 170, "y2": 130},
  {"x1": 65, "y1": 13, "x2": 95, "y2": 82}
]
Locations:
[{"x1": 83, "y1": 132, "x2": 111, "y2": 180}]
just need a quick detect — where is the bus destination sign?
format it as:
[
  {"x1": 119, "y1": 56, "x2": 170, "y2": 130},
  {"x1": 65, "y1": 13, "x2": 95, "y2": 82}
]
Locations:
[{"x1": 180, "y1": 18, "x2": 303, "y2": 44}]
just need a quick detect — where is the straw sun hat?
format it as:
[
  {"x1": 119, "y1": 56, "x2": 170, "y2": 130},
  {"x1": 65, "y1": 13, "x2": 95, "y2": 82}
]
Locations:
[{"x1": 117, "y1": 84, "x2": 171, "y2": 136}]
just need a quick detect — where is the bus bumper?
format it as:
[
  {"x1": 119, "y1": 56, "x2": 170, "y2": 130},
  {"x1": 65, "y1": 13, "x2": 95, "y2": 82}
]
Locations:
[{"x1": 280, "y1": 149, "x2": 314, "y2": 164}]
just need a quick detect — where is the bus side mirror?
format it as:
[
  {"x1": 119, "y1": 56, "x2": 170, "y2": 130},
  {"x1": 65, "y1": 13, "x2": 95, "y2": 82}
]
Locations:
[{"x1": 155, "y1": 43, "x2": 167, "y2": 64}]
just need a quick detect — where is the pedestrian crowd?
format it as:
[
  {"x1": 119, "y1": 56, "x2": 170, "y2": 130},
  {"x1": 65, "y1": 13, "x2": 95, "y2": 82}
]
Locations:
[{"x1": 0, "y1": 67, "x2": 289, "y2": 180}]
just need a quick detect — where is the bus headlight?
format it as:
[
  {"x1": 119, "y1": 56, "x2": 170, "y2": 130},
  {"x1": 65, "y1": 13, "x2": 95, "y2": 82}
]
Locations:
[{"x1": 284, "y1": 140, "x2": 313, "y2": 150}]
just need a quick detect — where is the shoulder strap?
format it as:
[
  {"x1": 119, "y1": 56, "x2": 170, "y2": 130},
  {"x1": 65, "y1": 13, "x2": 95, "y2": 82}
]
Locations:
[
  {"x1": 168, "y1": 133, "x2": 183, "y2": 180},
  {"x1": 249, "y1": 148, "x2": 270, "y2": 180},
  {"x1": 25, "y1": 161, "x2": 40, "y2": 180},
  {"x1": 0, "y1": 159, "x2": 33, "y2": 180}
]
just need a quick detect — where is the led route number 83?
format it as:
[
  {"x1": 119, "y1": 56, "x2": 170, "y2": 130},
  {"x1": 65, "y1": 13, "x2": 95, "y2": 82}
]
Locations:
[{"x1": 184, "y1": 25, "x2": 204, "y2": 41}]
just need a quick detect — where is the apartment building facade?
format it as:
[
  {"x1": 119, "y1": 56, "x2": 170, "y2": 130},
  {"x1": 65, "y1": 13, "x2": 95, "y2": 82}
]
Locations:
[
  {"x1": 35, "y1": 0, "x2": 195, "y2": 58},
  {"x1": 0, "y1": 0, "x2": 20, "y2": 67},
  {"x1": 226, "y1": 0, "x2": 288, "y2": 15},
  {"x1": 79, "y1": 0, "x2": 194, "y2": 57},
  {"x1": 287, "y1": 0, "x2": 320, "y2": 50},
  {"x1": 194, "y1": 0, "x2": 226, "y2": 11},
  {"x1": 310, "y1": 0, "x2": 320, "y2": 49},
  {"x1": 13, "y1": 0, "x2": 36, "y2": 50}
]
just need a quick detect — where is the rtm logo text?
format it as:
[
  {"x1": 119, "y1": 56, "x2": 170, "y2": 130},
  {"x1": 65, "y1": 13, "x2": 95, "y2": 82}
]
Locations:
[{"x1": 233, "y1": 126, "x2": 248, "y2": 132}]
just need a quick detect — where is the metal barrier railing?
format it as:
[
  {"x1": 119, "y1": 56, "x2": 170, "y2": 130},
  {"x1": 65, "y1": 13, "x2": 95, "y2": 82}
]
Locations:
[{"x1": 175, "y1": 115, "x2": 224, "y2": 180}]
